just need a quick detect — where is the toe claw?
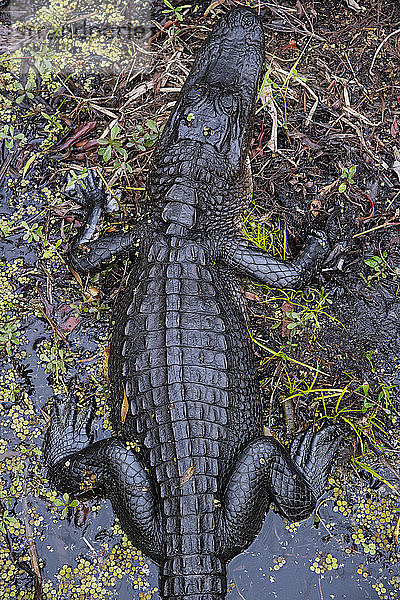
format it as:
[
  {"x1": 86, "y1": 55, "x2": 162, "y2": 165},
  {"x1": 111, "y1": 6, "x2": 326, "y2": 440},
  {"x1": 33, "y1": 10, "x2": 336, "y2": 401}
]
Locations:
[
  {"x1": 44, "y1": 393, "x2": 95, "y2": 469},
  {"x1": 290, "y1": 425, "x2": 345, "y2": 499}
]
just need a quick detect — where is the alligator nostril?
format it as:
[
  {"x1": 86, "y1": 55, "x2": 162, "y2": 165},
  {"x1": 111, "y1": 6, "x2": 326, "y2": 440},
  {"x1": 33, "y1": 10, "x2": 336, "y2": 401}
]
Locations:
[
  {"x1": 226, "y1": 10, "x2": 241, "y2": 28},
  {"x1": 226, "y1": 8, "x2": 257, "y2": 31},
  {"x1": 241, "y1": 14, "x2": 256, "y2": 28}
]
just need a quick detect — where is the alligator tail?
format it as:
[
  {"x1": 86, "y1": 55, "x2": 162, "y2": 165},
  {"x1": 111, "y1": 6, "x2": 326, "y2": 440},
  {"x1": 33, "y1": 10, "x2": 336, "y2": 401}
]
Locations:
[{"x1": 161, "y1": 554, "x2": 226, "y2": 600}]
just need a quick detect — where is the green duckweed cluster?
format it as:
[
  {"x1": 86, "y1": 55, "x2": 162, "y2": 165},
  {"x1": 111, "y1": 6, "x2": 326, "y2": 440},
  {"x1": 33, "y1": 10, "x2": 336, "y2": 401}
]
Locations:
[
  {"x1": 285, "y1": 520, "x2": 300, "y2": 535},
  {"x1": 0, "y1": 526, "x2": 157, "y2": 600},
  {"x1": 270, "y1": 555, "x2": 286, "y2": 571},
  {"x1": 53, "y1": 535, "x2": 157, "y2": 599},
  {"x1": 309, "y1": 552, "x2": 340, "y2": 574},
  {"x1": 352, "y1": 495, "x2": 397, "y2": 557},
  {"x1": 5, "y1": 0, "x2": 152, "y2": 86},
  {"x1": 0, "y1": 259, "x2": 29, "y2": 357},
  {"x1": 0, "y1": 198, "x2": 151, "y2": 599},
  {"x1": 329, "y1": 476, "x2": 397, "y2": 559}
]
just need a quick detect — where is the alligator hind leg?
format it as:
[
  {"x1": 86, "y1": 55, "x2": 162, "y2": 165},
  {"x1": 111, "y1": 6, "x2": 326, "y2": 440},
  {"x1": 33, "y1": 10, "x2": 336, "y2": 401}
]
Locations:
[
  {"x1": 44, "y1": 398, "x2": 164, "y2": 562},
  {"x1": 217, "y1": 426, "x2": 342, "y2": 560}
]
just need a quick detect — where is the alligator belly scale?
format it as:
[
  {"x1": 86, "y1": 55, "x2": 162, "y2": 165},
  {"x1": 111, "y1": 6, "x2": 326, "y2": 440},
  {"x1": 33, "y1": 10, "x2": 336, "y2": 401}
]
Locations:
[{"x1": 44, "y1": 7, "x2": 342, "y2": 600}]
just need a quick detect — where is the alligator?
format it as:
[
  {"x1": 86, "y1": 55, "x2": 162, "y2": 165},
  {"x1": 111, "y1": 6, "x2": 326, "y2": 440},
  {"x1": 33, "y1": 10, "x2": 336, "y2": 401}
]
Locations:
[{"x1": 44, "y1": 7, "x2": 342, "y2": 600}]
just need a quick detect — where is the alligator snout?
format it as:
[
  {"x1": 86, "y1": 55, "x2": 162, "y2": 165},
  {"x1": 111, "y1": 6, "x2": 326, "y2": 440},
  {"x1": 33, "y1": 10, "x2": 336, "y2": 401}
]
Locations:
[{"x1": 224, "y1": 6, "x2": 262, "y2": 34}]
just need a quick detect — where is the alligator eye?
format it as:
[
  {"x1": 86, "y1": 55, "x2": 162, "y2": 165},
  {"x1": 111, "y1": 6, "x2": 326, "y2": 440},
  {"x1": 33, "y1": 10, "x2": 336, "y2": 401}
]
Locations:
[{"x1": 219, "y1": 93, "x2": 237, "y2": 113}]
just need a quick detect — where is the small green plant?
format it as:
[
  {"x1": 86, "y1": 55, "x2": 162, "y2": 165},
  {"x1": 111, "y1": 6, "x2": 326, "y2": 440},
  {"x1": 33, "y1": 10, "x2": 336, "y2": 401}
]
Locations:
[
  {"x1": 0, "y1": 320, "x2": 20, "y2": 355},
  {"x1": 41, "y1": 238, "x2": 62, "y2": 260},
  {"x1": 284, "y1": 308, "x2": 320, "y2": 340},
  {"x1": 242, "y1": 214, "x2": 281, "y2": 255},
  {"x1": 20, "y1": 221, "x2": 44, "y2": 242},
  {"x1": 362, "y1": 250, "x2": 400, "y2": 285},
  {"x1": 263, "y1": 286, "x2": 335, "y2": 344},
  {"x1": 20, "y1": 220, "x2": 62, "y2": 259},
  {"x1": 65, "y1": 167, "x2": 89, "y2": 191},
  {"x1": 0, "y1": 508, "x2": 18, "y2": 534},
  {"x1": 38, "y1": 340, "x2": 71, "y2": 379},
  {"x1": 14, "y1": 80, "x2": 35, "y2": 104},
  {"x1": 338, "y1": 165, "x2": 356, "y2": 193},
  {"x1": 41, "y1": 111, "x2": 64, "y2": 135},
  {"x1": 98, "y1": 123, "x2": 127, "y2": 163},
  {"x1": 0, "y1": 124, "x2": 26, "y2": 150},
  {"x1": 128, "y1": 119, "x2": 162, "y2": 152},
  {"x1": 364, "y1": 252, "x2": 388, "y2": 279},
  {"x1": 53, "y1": 493, "x2": 78, "y2": 519},
  {"x1": 162, "y1": 0, "x2": 191, "y2": 21}
]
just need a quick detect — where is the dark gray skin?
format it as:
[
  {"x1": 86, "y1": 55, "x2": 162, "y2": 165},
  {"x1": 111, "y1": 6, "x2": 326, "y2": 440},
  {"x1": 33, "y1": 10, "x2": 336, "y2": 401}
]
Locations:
[{"x1": 44, "y1": 7, "x2": 342, "y2": 600}]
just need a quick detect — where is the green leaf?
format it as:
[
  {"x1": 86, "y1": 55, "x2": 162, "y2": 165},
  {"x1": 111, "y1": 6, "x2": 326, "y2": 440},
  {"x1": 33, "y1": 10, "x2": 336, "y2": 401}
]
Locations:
[
  {"x1": 117, "y1": 147, "x2": 127, "y2": 159},
  {"x1": 146, "y1": 119, "x2": 158, "y2": 132},
  {"x1": 53, "y1": 499, "x2": 65, "y2": 506},
  {"x1": 364, "y1": 257, "x2": 381, "y2": 269},
  {"x1": 338, "y1": 182, "x2": 346, "y2": 193},
  {"x1": 110, "y1": 124, "x2": 119, "y2": 140},
  {"x1": 103, "y1": 145, "x2": 112, "y2": 162}
]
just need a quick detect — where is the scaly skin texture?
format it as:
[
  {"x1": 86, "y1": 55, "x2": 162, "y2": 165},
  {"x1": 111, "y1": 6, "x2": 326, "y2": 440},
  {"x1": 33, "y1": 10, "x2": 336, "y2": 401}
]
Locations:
[{"x1": 44, "y1": 8, "x2": 342, "y2": 600}]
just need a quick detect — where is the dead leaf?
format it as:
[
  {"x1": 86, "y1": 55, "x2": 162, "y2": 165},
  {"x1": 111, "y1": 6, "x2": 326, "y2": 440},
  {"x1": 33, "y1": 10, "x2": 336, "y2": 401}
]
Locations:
[
  {"x1": 103, "y1": 345, "x2": 110, "y2": 382},
  {"x1": 245, "y1": 291, "x2": 260, "y2": 302},
  {"x1": 391, "y1": 116, "x2": 399, "y2": 138},
  {"x1": 74, "y1": 500, "x2": 91, "y2": 527},
  {"x1": 295, "y1": 1, "x2": 305, "y2": 16},
  {"x1": 346, "y1": 0, "x2": 362, "y2": 11},
  {"x1": 282, "y1": 40, "x2": 297, "y2": 51},
  {"x1": 310, "y1": 197, "x2": 322, "y2": 218},
  {"x1": 392, "y1": 161, "x2": 400, "y2": 182},
  {"x1": 83, "y1": 286, "x2": 102, "y2": 302},
  {"x1": 74, "y1": 138, "x2": 99, "y2": 152},
  {"x1": 121, "y1": 385, "x2": 129, "y2": 424},
  {"x1": 281, "y1": 301, "x2": 294, "y2": 338},
  {"x1": 57, "y1": 121, "x2": 97, "y2": 151},
  {"x1": 59, "y1": 314, "x2": 81, "y2": 334},
  {"x1": 69, "y1": 266, "x2": 83, "y2": 287},
  {"x1": 204, "y1": 0, "x2": 226, "y2": 16},
  {"x1": 394, "y1": 513, "x2": 400, "y2": 546},
  {"x1": 181, "y1": 465, "x2": 196, "y2": 486}
]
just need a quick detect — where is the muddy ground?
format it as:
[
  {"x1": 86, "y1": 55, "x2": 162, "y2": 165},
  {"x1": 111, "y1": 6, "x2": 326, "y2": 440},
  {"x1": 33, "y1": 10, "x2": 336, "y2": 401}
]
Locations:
[{"x1": 0, "y1": 1, "x2": 399, "y2": 599}]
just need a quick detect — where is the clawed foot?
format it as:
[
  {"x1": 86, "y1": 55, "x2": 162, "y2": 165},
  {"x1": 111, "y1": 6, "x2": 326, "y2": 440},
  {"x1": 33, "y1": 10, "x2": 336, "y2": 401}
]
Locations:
[
  {"x1": 43, "y1": 394, "x2": 95, "y2": 469},
  {"x1": 66, "y1": 168, "x2": 116, "y2": 245},
  {"x1": 290, "y1": 425, "x2": 344, "y2": 499}
]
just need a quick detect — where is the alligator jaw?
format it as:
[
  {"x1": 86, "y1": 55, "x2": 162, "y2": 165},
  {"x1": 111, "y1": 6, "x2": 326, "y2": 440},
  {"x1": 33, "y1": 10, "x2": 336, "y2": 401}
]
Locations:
[{"x1": 154, "y1": 6, "x2": 265, "y2": 174}]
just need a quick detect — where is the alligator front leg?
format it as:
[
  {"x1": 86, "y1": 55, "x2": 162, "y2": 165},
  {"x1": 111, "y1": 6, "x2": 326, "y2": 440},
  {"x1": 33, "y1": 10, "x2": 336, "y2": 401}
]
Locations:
[
  {"x1": 69, "y1": 230, "x2": 141, "y2": 274},
  {"x1": 66, "y1": 168, "x2": 142, "y2": 274},
  {"x1": 44, "y1": 399, "x2": 164, "y2": 563},
  {"x1": 219, "y1": 233, "x2": 329, "y2": 288},
  {"x1": 217, "y1": 427, "x2": 341, "y2": 561}
]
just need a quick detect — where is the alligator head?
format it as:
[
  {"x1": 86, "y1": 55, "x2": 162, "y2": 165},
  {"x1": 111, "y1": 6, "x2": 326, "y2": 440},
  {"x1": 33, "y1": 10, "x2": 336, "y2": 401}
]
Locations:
[
  {"x1": 155, "y1": 7, "x2": 264, "y2": 174},
  {"x1": 148, "y1": 6, "x2": 265, "y2": 235}
]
